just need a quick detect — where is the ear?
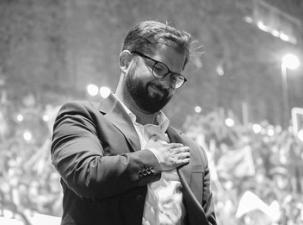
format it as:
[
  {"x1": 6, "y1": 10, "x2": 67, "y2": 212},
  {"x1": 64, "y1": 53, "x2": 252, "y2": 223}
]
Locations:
[{"x1": 119, "y1": 50, "x2": 133, "y2": 73}]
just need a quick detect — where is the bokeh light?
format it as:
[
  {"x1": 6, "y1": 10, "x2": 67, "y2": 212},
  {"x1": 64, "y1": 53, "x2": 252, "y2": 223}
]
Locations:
[
  {"x1": 252, "y1": 124, "x2": 262, "y2": 134},
  {"x1": 225, "y1": 118, "x2": 235, "y2": 127},
  {"x1": 282, "y1": 54, "x2": 300, "y2": 70},
  {"x1": 16, "y1": 114, "x2": 24, "y2": 122},
  {"x1": 86, "y1": 84, "x2": 99, "y2": 96},
  {"x1": 43, "y1": 114, "x2": 50, "y2": 122},
  {"x1": 100, "y1": 86, "x2": 111, "y2": 99},
  {"x1": 194, "y1": 106, "x2": 202, "y2": 113},
  {"x1": 23, "y1": 130, "x2": 32, "y2": 142}
]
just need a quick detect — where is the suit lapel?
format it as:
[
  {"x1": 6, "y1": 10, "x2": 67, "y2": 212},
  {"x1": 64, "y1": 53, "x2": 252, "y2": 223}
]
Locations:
[
  {"x1": 167, "y1": 127, "x2": 208, "y2": 225},
  {"x1": 98, "y1": 94, "x2": 141, "y2": 152},
  {"x1": 166, "y1": 127, "x2": 192, "y2": 186}
]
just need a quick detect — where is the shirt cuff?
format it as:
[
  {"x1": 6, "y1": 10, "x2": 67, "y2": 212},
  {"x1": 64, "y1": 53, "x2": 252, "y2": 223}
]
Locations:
[{"x1": 145, "y1": 148, "x2": 161, "y2": 164}]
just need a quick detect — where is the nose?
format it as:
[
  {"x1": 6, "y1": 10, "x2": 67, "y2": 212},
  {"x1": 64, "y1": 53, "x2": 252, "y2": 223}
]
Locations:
[{"x1": 158, "y1": 77, "x2": 174, "y2": 90}]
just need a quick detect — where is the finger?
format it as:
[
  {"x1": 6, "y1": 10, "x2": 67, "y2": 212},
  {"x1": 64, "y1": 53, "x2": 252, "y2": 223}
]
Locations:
[
  {"x1": 171, "y1": 146, "x2": 190, "y2": 153},
  {"x1": 176, "y1": 158, "x2": 190, "y2": 167},
  {"x1": 177, "y1": 152, "x2": 191, "y2": 159},
  {"x1": 167, "y1": 143, "x2": 184, "y2": 148}
]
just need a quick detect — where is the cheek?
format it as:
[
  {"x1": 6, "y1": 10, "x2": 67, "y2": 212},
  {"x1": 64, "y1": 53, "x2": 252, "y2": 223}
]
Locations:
[
  {"x1": 132, "y1": 60, "x2": 153, "y2": 79},
  {"x1": 136, "y1": 66, "x2": 152, "y2": 80}
]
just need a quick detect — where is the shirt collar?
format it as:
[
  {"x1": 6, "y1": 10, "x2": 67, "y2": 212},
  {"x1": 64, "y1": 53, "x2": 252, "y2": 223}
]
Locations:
[{"x1": 113, "y1": 94, "x2": 170, "y2": 132}]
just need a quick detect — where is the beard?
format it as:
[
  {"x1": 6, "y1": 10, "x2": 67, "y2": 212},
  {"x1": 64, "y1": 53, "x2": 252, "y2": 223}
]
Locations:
[{"x1": 125, "y1": 64, "x2": 172, "y2": 113}]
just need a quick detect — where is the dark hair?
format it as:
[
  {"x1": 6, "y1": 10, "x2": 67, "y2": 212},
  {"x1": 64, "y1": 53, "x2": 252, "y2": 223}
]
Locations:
[{"x1": 122, "y1": 20, "x2": 192, "y2": 69}]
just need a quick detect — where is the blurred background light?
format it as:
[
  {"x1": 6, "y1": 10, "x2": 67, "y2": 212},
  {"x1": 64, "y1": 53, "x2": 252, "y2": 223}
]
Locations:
[
  {"x1": 272, "y1": 30, "x2": 280, "y2": 37},
  {"x1": 225, "y1": 118, "x2": 235, "y2": 127},
  {"x1": 267, "y1": 128, "x2": 274, "y2": 136},
  {"x1": 252, "y1": 124, "x2": 262, "y2": 134},
  {"x1": 16, "y1": 114, "x2": 24, "y2": 122},
  {"x1": 257, "y1": 21, "x2": 268, "y2": 32},
  {"x1": 279, "y1": 33, "x2": 289, "y2": 42},
  {"x1": 43, "y1": 114, "x2": 50, "y2": 122},
  {"x1": 216, "y1": 65, "x2": 224, "y2": 76},
  {"x1": 23, "y1": 130, "x2": 32, "y2": 142},
  {"x1": 244, "y1": 16, "x2": 253, "y2": 23},
  {"x1": 194, "y1": 105, "x2": 202, "y2": 113},
  {"x1": 282, "y1": 54, "x2": 300, "y2": 70},
  {"x1": 86, "y1": 84, "x2": 99, "y2": 96},
  {"x1": 99, "y1": 86, "x2": 111, "y2": 99}
]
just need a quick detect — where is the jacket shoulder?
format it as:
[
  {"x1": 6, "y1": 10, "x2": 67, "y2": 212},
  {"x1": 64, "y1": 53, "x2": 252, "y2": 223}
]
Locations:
[
  {"x1": 60, "y1": 100, "x2": 98, "y2": 111},
  {"x1": 57, "y1": 100, "x2": 100, "y2": 117}
]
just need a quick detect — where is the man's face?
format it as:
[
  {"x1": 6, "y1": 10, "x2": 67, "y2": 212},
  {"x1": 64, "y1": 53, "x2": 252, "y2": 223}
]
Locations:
[{"x1": 125, "y1": 45, "x2": 186, "y2": 113}]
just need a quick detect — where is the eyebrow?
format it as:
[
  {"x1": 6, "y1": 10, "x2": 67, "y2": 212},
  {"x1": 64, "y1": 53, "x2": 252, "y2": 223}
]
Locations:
[{"x1": 132, "y1": 51, "x2": 180, "y2": 74}]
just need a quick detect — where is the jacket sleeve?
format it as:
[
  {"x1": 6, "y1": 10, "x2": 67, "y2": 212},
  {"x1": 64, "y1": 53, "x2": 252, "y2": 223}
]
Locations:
[
  {"x1": 200, "y1": 147, "x2": 217, "y2": 225},
  {"x1": 51, "y1": 101, "x2": 161, "y2": 200}
]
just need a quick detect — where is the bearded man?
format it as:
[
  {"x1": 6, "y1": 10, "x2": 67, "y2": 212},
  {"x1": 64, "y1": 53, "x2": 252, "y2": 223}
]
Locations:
[{"x1": 51, "y1": 20, "x2": 217, "y2": 225}]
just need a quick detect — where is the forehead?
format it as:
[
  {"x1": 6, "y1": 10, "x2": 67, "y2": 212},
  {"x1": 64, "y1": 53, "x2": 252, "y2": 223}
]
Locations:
[{"x1": 150, "y1": 44, "x2": 186, "y2": 72}]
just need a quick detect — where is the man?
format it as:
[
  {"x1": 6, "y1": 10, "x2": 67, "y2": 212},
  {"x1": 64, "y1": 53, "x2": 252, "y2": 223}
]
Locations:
[{"x1": 51, "y1": 20, "x2": 217, "y2": 225}]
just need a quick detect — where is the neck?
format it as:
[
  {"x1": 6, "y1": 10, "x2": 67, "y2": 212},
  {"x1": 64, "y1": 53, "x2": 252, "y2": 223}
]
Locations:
[
  {"x1": 129, "y1": 104, "x2": 157, "y2": 125},
  {"x1": 115, "y1": 78, "x2": 158, "y2": 125}
]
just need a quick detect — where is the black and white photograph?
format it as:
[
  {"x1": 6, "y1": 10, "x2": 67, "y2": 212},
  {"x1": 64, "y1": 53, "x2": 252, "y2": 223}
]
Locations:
[{"x1": 0, "y1": 1, "x2": 302, "y2": 225}]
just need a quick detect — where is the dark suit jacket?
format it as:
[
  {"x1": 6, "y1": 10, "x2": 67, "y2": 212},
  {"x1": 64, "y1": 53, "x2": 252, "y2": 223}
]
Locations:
[{"x1": 51, "y1": 94, "x2": 217, "y2": 225}]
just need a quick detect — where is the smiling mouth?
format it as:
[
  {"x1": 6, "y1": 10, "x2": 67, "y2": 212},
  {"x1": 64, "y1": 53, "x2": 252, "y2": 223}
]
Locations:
[{"x1": 148, "y1": 85, "x2": 165, "y2": 97}]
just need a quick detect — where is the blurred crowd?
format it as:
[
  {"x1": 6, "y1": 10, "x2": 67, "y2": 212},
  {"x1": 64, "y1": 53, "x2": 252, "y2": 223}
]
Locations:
[
  {"x1": 0, "y1": 101, "x2": 62, "y2": 224},
  {"x1": 184, "y1": 110, "x2": 303, "y2": 225},
  {"x1": 1, "y1": 101, "x2": 303, "y2": 225}
]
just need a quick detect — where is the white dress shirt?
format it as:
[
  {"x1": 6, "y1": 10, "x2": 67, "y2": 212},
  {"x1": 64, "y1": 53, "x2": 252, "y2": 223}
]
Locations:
[{"x1": 115, "y1": 95, "x2": 185, "y2": 225}]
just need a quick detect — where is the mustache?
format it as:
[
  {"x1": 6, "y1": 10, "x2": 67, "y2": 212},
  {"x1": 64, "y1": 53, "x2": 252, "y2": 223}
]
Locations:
[{"x1": 148, "y1": 83, "x2": 170, "y2": 96}]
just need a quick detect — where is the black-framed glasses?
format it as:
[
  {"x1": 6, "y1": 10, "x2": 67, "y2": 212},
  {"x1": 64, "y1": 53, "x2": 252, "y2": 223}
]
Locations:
[{"x1": 131, "y1": 51, "x2": 187, "y2": 89}]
